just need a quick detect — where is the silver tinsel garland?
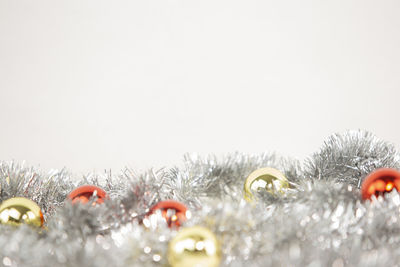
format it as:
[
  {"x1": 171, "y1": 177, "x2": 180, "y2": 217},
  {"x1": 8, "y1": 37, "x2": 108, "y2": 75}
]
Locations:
[{"x1": 1, "y1": 130, "x2": 400, "y2": 267}]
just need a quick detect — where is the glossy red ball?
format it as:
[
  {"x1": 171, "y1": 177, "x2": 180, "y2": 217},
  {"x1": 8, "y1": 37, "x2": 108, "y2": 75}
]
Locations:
[
  {"x1": 361, "y1": 168, "x2": 400, "y2": 200},
  {"x1": 147, "y1": 200, "x2": 188, "y2": 228},
  {"x1": 68, "y1": 185, "x2": 108, "y2": 205}
]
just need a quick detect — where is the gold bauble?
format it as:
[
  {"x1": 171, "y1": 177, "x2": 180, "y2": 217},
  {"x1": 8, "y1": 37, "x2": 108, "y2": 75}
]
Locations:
[
  {"x1": 0, "y1": 197, "x2": 44, "y2": 227},
  {"x1": 168, "y1": 226, "x2": 221, "y2": 267},
  {"x1": 244, "y1": 167, "x2": 289, "y2": 201}
]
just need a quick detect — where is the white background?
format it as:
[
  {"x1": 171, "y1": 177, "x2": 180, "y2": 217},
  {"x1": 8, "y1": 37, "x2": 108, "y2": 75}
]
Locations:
[{"x1": 0, "y1": 0, "x2": 399, "y2": 173}]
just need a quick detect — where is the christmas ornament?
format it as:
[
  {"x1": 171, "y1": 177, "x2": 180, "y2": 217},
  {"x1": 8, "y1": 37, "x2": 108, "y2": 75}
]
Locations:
[
  {"x1": 361, "y1": 168, "x2": 400, "y2": 200},
  {"x1": 244, "y1": 167, "x2": 289, "y2": 201},
  {"x1": 1, "y1": 130, "x2": 400, "y2": 267},
  {"x1": 168, "y1": 226, "x2": 221, "y2": 267},
  {"x1": 147, "y1": 200, "x2": 189, "y2": 228},
  {"x1": 68, "y1": 185, "x2": 108, "y2": 205},
  {"x1": 0, "y1": 197, "x2": 44, "y2": 227}
]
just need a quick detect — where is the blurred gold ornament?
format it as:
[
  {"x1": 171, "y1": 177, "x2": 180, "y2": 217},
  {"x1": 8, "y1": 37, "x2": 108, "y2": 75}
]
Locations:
[
  {"x1": 168, "y1": 226, "x2": 221, "y2": 267},
  {"x1": 0, "y1": 197, "x2": 44, "y2": 227},
  {"x1": 244, "y1": 167, "x2": 289, "y2": 201}
]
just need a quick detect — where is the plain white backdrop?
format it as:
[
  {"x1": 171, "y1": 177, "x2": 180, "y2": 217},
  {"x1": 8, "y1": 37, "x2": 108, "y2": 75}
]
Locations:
[{"x1": 0, "y1": 0, "x2": 399, "y2": 173}]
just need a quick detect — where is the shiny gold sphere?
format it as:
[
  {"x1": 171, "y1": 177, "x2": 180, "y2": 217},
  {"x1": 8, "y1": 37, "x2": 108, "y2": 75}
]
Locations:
[
  {"x1": 168, "y1": 226, "x2": 221, "y2": 267},
  {"x1": 0, "y1": 197, "x2": 44, "y2": 227},
  {"x1": 244, "y1": 167, "x2": 289, "y2": 201}
]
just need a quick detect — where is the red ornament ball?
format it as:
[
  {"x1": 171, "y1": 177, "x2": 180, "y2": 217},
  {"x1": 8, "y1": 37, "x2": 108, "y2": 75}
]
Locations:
[
  {"x1": 147, "y1": 200, "x2": 189, "y2": 228},
  {"x1": 68, "y1": 185, "x2": 108, "y2": 205},
  {"x1": 361, "y1": 168, "x2": 400, "y2": 200}
]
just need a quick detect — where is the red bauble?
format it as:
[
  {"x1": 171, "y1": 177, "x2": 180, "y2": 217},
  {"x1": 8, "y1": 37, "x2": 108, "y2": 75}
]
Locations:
[
  {"x1": 361, "y1": 168, "x2": 400, "y2": 200},
  {"x1": 147, "y1": 200, "x2": 188, "y2": 228},
  {"x1": 68, "y1": 185, "x2": 108, "y2": 205}
]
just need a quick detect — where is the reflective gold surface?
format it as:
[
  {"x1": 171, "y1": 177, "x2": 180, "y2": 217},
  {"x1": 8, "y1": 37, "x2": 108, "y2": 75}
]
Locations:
[
  {"x1": 168, "y1": 226, "x2": 221, "y2": 267},
  {"x1": 244, "y1": 167, "x2": 289, "y2": 201},
  {"x1": 0, "y1": 197, "x2": 44, "y2": 227}
]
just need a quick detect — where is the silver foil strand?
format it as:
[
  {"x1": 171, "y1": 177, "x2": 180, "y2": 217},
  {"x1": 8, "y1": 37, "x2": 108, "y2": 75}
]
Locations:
[{"x1": 0, "y1": 130, "x2": 399, "y2": 266}]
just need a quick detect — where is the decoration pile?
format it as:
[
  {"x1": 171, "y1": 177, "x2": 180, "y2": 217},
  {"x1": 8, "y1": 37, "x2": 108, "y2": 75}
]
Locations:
[{"x1": 1, "y1": 130, "x2": 400, "y2": 267}]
